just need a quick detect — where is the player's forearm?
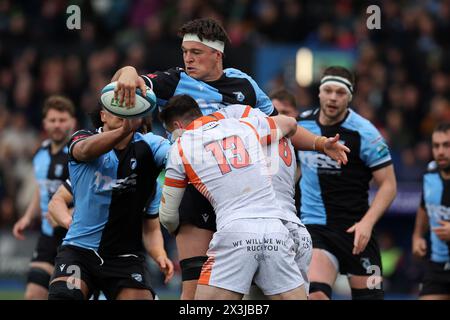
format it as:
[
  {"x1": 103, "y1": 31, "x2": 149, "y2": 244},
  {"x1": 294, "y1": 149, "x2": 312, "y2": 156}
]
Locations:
[
  {"x1": 413, "y1": 206, "x2": 429, "y2": 238},
  {"x1": 291, "y1": 125, "x2": 325, "y2": 152},
  {"x1": 362, "y1": 174, "x2": 397, "y2": 226},
  {"x1": 48, "y1": 197, "x2": 72, "y2": 229},
  {"x1": 143, "y1": 219, "x2": 168, "y2": 261},
  {"x1": 159, "y1": 185, "x2": 185, "y2": 234},
  {"x1": 72, "y1": 128, "x2": 132, "y2": 162}
]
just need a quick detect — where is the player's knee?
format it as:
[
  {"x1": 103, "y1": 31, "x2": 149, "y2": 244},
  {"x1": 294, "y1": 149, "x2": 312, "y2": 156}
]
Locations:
[
  {"x1": 48, "y1": 281, "x2": 84, "y2": 300},
  {"x1": 24, "y1": 285, "x2": 48, "y2": 300},
  {"x1": 27, "y1": 267, "x2": 51, "y2": 289},
  {"x1": 309, "y1": 282, "x2": 332, "y2": 300},
  {"x1": 180, "y1": 256, "x2": 208, "y2": 281},
  {"x1": 351, "y1": 288, "x2": 384, "y2": 300}
]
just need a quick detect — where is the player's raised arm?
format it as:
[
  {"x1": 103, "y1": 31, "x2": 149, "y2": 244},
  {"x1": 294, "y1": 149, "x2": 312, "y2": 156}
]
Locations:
[
  {"x1": 111, "y1": 66, "x2": 147, "y2": 107},
  {"x1": 70, "y1": 117, "x2": 142, "y2": 162}
]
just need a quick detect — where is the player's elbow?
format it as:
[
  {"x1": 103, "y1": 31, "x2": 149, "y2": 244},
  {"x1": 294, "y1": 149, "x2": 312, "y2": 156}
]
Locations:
[
  {"x1": 72, "y1": 141, "x2": 95, "y2": 162},
  {"x1": 273, "y1": 115, "x2": 297, "y2": 138},
  {"x1": 159, "y1": 205, "x2": 179, "y2": 235},
  {"x1": 280, "y1": 115, "x2": 297, "y2": 137},
  {"x1": 287, "y1": 117, "x2": 298, "y2": 137}
]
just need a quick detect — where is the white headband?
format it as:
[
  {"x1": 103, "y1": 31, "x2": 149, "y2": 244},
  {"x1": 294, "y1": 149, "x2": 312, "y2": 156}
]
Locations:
[
  {"x1": 319, "y1": 75, "x2": 354, "y2": 96},
  {"x1": 182, "y1": 34, "x2": 225, "y2": 53}
]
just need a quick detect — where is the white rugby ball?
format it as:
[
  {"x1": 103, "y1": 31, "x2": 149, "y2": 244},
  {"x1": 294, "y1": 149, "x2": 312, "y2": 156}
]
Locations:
[{"x1": 100, "y1": 81, "x2": 157, "y2": 118}]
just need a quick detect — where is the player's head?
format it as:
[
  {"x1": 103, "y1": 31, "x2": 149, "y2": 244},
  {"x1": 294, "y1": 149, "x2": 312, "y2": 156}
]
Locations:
[
  {"x1": 270, "y1": 89, "x2": 299, "y2": 119},
  {"x1": 318, "y1": 66, "x2": 355, "y2": 122},
  {"x1": 42, "y1": 95, "x2": 76, "y2": 144},
  {"x1": 178, "y1": 18, "x2": 230, "y2": 82},
  {"x1": 95, "y1": 102, "x2": 150, "y2": 133},
  {"x1": 432, "y1": 123, "x2": 450, "y2": 172},
  {"x1": 99, "y1": 108, "x2": 124, "y2": 131},
  {"x1": 159, "y1": 94, "x2": 202, "y2": 133}
]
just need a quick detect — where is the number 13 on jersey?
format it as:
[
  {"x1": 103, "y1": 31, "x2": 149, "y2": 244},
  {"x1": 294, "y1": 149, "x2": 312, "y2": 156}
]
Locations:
[{"x1": 205, "y1": 135, "x2": 251, "y2": 175}]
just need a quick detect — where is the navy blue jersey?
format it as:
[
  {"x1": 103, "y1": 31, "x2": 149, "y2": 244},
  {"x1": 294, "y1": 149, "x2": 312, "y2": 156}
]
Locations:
[
  {"x1": 298, "y1": 108, "x2": 392, "y2": 228},
  {"x1": 421, "y1": 161, "x2": 450, "y2": 263},
  {"x1": 33, "y1": 140, "x2": 69, "y2": 236},
  {"x1": 63, "y1": 129, "x2": 170, "y2": 256},
  {"x1": 141, "y1": 67, "x2": 275, "y2": 116}
]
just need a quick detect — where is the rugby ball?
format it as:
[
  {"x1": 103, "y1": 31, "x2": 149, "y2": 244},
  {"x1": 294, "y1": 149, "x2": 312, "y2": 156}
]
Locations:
[{"x1": 100, "y1": 81, "x2": 157, "y2": 118}]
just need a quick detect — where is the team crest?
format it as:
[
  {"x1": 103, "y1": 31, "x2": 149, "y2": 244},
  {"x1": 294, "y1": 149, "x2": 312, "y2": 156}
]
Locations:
[
  {"x1": 233, "y1": 91, "x2": 245, "y2": 102},
  {"x1": 131, "y1": 273, "x2": 143, "y2": 282},
  {"x1": 54, "y1": 164, "x2": 63, "y2": 177}
]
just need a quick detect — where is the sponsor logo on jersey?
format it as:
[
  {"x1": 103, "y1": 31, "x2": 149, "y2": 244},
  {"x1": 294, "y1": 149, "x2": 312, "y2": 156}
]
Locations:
[
  {"x1": 298, "y1": 152, "x2": 341, "y2": 171},
  {"x1": 131, "y1": 273, "x2": 143, "y2": 282},
  {"x1": 94, "y1": 172, "x2": 138, "y2": 192},
  {"x1": 425, "y1": 203, "x2": 450, "y2": 222},
  {"x1": 376, "y1": 143, "x2": 389, "y2": 158}
]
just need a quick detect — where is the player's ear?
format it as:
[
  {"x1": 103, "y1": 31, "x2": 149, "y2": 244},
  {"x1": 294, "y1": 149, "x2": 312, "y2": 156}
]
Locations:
[
  {"x1": 100, "y1": 110, "x2": 107, "y2": 123},
  {"x1": 173, "y1": 120, "x2": 183, "y2": 130},
  {"x1": 215, "y1": 50, "x2": 222, "y2": 61}
]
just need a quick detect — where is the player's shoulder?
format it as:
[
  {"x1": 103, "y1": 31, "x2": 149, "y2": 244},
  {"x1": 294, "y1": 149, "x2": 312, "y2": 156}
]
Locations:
[
  {"x1": 137, "y1": 131, "x2": 168, "y2": 146},
  {"x1": 70, "y1": 129, "x2": 95, "y2": 141},
  {"x1": 33, "y1": 139, "x2": 51, "y2": 158},
  {"x1": 345, "y1": 109, "x2": 381, "y2": 137},
  {"x1": 143, "y1": 67, "x2": 183, "y2": 81},
  {"x1": 298, "y1": 108, "x2": 319, "y2": 121},
  {"x1": 38, "y1": 139, "x2": 51, "y2": 150},
  {"x1": 223, "y1": 68, "x2": 253, "y2": 80},
  {"x1": 425, "y1": 161, "x2": 439, "y2": 174}
]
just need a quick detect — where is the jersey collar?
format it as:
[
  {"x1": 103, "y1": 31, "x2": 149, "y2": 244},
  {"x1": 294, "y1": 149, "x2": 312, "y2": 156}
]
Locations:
[{"x1": 185, "y1": 116, "x2": 218, "y2": 131}]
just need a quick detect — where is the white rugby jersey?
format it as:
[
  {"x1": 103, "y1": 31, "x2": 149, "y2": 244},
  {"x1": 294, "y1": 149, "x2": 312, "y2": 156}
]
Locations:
[
  {"x1": 212, "y1": 105, "x2": 300, "y2": 223},
  {"x1": 164, "y1": 115, "x2": 300, "y2": 229}
]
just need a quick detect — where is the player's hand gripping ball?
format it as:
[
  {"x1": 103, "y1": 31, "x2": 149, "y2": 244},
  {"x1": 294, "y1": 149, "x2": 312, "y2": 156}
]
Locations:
[{"x1": 100, "y1": 81, "x2": 157, "y2": 118}]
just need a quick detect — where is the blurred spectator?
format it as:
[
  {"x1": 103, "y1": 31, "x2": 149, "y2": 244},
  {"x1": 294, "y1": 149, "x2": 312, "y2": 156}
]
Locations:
[{"x1": 270, "y1": 88, "x2": 299, "y2": 119}]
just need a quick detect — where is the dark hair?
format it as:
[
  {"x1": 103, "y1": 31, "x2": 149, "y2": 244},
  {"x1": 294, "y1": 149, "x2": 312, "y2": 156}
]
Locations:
[
  {"x1": 322, "y1": 66, "x2": 355, "y2": 87},
  {"x1": 43, "y1": 95, "x2": 75, "y2": 117},
  {"x1": 91, "y1": 103, "x2": 152, "y2": 133},
  {"x1": 159, "y1": 95, "x2": 202, "y2": 126},
  {"x1": 178, "y1": 18, "x2": 230, "y2": 47},
  {"x1": 140, "y1": 115, "x2": 153, "y2": 134},
  {"x1": 270, "y1": 89, "x2": 297, "y2": 108},
  {"x1": 433, "y1": 123, "x2": 450, "y2": 134},
  {"x1": 88, "y1": 103, "x2": 103, "y2": 128}
]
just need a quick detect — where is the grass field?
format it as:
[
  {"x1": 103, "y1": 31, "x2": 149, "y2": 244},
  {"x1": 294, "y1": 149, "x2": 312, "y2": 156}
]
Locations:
[{"x1": 0, "y1": 290, "x2": 24, "y2": 300}]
